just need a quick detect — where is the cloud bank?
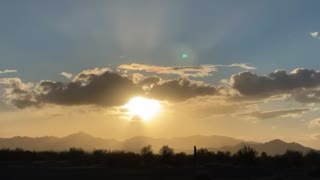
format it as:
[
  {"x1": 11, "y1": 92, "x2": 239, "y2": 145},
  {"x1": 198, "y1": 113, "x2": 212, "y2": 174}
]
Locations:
[
  {"x1": 2, "y1": 66, "x2": 320, "y2": 110},
  {"x1": 0, "y1": 68, "x2": 218, "y2": 108}
]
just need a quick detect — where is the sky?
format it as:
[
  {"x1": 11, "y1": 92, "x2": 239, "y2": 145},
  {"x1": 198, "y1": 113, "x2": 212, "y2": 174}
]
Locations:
[{"x1": 1, "y1": 0, "x2": 320, "y2": 148}]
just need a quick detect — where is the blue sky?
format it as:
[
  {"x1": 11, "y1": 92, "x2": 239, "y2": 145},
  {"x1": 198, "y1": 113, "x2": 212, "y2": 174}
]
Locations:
[
  {"x1": 1, "y1": 0, "x2": 320, "y2": 82},
  {"x1": 2, "y1": 1, "x2": 320, "y2": 145}
]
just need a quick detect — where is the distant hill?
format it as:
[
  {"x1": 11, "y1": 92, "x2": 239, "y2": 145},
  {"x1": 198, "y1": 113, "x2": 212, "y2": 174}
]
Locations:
[
  {"x1": 0, "y1": 132, "x2": 119, "y2": 151},
  {"x1": 215, "y1": 139, "x2": 313, "y2": 155},
  {"x1": 0, "y1": 132, "x2": 243, "y2": 152},
  {"x1": 0, "y1": 132, "x2": 314, "y2": 155}
]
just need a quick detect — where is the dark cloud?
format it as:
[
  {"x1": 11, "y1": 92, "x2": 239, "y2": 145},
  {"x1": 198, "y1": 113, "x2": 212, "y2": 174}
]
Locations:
[
  {"x1": 40, "y1": 72, "x2": 141, "y2": 106},
  {"x1": 149, "y1": 77, "x2": 216, "y2": 101},
  {"x1": 7, "y1": 66, "x2": 320, "y2": 109},
  {"x1": 230, "y1": 68, "x2": 320, "y2": 96},
  {"x1": 0, "y1": 71, "x2": 141, "y2": 108},
  {"x1": 239, "y1": 108, "x2": 309, "y2": 120},
  {"x1": 0, "y1": 69, "x2": 218, "y2": 108}
]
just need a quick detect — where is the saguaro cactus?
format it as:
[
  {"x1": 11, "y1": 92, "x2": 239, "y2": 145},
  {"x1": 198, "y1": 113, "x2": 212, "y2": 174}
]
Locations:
[{"x1": 194, "y1": 145, "x2": 197, "y2": 168}]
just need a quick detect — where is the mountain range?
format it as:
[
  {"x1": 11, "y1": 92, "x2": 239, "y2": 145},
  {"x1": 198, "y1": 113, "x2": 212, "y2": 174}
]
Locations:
[{"x1": 0, "y1": 132, "x2": 314, "y2": 155}]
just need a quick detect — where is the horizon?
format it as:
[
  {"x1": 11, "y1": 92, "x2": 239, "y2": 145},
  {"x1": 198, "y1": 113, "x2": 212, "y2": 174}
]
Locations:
[
  {"x1": 0, "y1": 130, "x2": 315, "y2": 157},
  {"x1": 0, "y1": 131, "x2": 315, "y2": 150},
  {"x1": 1, "y1": 0, "x2": 320, "y2": 152}
]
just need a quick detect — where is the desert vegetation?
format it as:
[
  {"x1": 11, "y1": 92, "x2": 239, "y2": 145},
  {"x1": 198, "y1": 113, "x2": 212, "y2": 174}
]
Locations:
[
  {"x1": 1, "y1": 145, "x2": 320, "y2": 169},
  {"x1": 1, "y1": 145, "x2": 320, "y2": 179}
]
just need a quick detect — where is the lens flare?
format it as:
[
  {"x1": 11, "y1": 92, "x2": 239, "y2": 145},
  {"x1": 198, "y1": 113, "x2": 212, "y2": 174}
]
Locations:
[{"x1": 181, "y1": 53, "x2": 188, "y2": 59}]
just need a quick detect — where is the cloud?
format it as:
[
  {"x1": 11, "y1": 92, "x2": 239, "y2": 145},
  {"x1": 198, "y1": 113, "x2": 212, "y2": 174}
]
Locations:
[
  {"x1": 1, "y1": 70, "x2": 141, "y2": 108},
  {"x1": 229, "y1": 64, "x2": 256, "y2": 70},
  {"x1": 139, "y1": 76, "x2": 161, "y2": 86},
  {"x1": 310, "y1": 32, "x2": 319, "y2": 39},
  {"x1": 38, "y1": 71, "x2": 141, "y2": 107},
  {"x1": 230, "y1": 68, "x2": 320, "y2": 96},
  {"x1": 0, "y1": 68, "x2": 219, "y2": 108},
  {"x1": 0, "y1": 78, "x2": 38, "y2": 108},
  {"x1": 60, "y1": 72, "x2": 73, "y2": 79},
  {"x1": 118, "y1": 63, "x2": 217, "y2": 77},
  {"x1": 72, "y1": 67, "x2": 110, "y2": 82},
  {"x1": 118, "y1": 63, "x2": 256, "y2": 78},
  {"x1": 0, "y1": 69, "x2": 17, "y2": 75},
  {"x1": 0, "y1": 78, "x2": 34, "y2": 90},
  {"x1": 149, "y1": 77, "x2": 216, "y2": 101},
  {"x1": 308, "y1": 118, "x2": 320, "y2": 128},
  {"x1": 239, "y1": 108, "x2": 309, "y2": 120},
  {"x1": 5, "y1": 66, "x2": 320, "y2": 109}
]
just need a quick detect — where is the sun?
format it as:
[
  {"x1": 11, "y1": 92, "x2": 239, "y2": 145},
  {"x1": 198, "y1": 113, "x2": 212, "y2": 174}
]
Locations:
[{"x1": 124, "y1": 97, "x2": 161, "y2": 121}]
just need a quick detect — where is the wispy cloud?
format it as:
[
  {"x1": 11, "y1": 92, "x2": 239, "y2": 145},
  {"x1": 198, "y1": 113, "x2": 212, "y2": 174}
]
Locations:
[
  {"x1": 118, "y1": 63, "x2": 256, "y2": 78},
  {"x1": 229, "y1": 64, "x2": 256, "y2": 70},
  {"x1": 60, "y1": 72, "x2": 73, "y2": 79},
  {"x1": 118, "y1": 63, "x2": 216, "y2": 77},
  {"x1": 0, "y1": 69, "x2": 17, "y2": 75}
]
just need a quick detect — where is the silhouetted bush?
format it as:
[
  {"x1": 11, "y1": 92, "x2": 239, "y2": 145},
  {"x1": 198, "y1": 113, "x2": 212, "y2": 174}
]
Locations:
[
  {"x1": 197, "y1": 148, "x2": 212, "y2": 165},
  {"x1": 159, "y1": 145, "x2": 174, "y2": 165},
  {"x1": 260, "y1": 151, "x2": 268, "y2": 159},
  {"x1": 304, "y1": 150, "x2": 320, "y2": 167},
  {"x1": 173, "y1": 152, "x2": 190, "y2": 166},
  {"x1": 283, "y1": 150, "x2": 303, "y2": 167},
  {"x1": 214, "y1": 151, "x2": 231, "y2": 163},
  {"x1": 66, "y1": 148, "x2": 87, "y2": 165},
  {"x1": 92, "y1": 149, "x2": 108, "y2": 165},
  {"x1": 140, "y1": 145, "x2": 154, "y2": 166},
  {"x1": 234, "y1": 146, "x2": 258, "y2": 166}
]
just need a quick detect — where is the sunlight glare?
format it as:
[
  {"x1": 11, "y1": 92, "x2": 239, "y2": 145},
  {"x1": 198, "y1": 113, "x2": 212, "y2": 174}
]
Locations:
[{"x1": 124, "y1": 97, "x2": 161, "y2": 121}]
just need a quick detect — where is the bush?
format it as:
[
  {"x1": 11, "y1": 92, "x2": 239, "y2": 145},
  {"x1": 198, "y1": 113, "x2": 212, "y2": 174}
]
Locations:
[
  {"x1": 159, "y1": 145, "x2": 174, "y2": 165},
  {"x1": 235, "y1": 146, "x2": 257, "y2": 166}
]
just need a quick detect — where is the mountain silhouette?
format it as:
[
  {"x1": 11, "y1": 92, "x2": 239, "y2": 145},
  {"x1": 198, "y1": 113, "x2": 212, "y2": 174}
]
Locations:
[
  {"x1": 0, "y1": 132, "x2": 118, "y2": 151},
  {"x1": 0, "y1": 132, "x2": 314, "y2": 154},
  {"x1": 216, "y1": 139, "x2": 313, "y2": 155}
]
